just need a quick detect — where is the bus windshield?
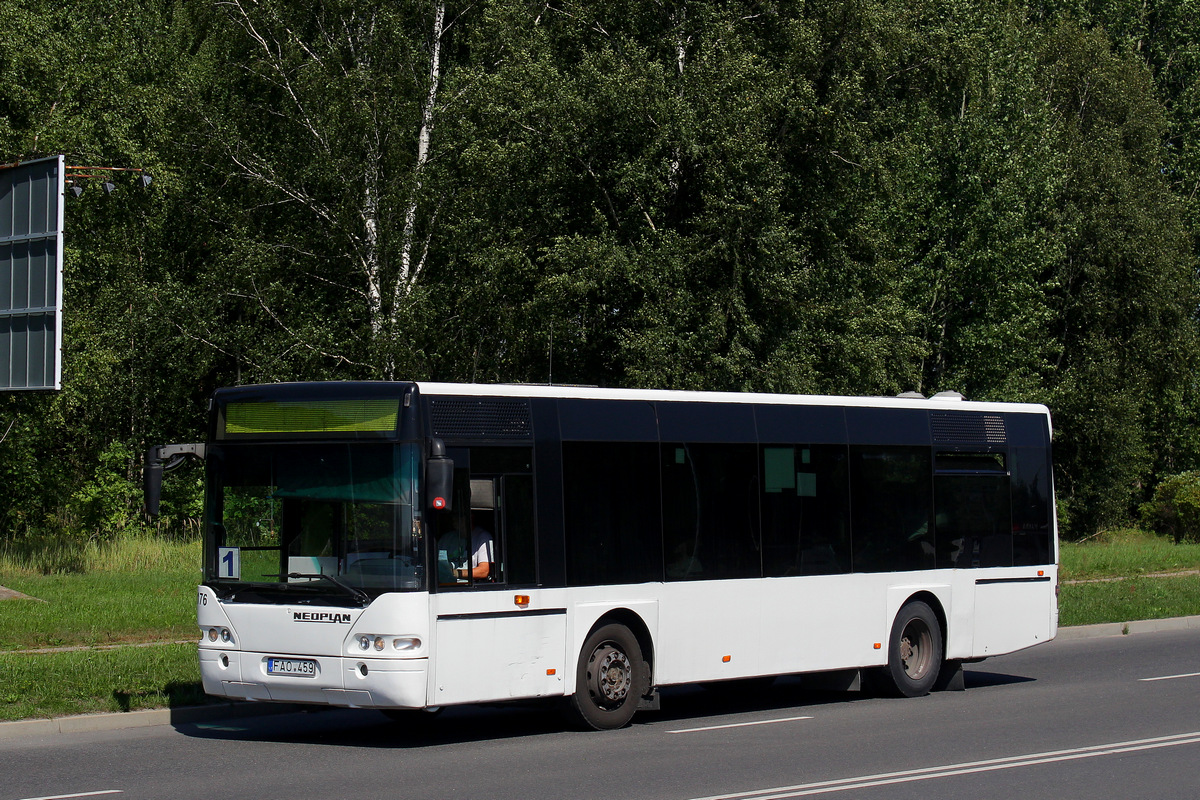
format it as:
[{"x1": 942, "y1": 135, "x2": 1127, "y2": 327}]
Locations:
[{"x1": 204, "y1": 442, "x2": 424, "y2": 596}]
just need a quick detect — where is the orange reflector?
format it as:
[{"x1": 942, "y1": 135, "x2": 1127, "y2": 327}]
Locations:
[
  {"x1": 1037, "y1": 570, "x2": 1045, "y2": 577},
  {"x1": 514, "y1": 595, "x2": 530, "y2": 607},
  {"x1": 722, "y1": 655, "x2": 732, "y2": 663},
  {"x1": 547, "y1": 668, "x2": 556, "y2": 676},
  {"x1": 873, "y1": 643, "x2": 882, "y2": 650}
]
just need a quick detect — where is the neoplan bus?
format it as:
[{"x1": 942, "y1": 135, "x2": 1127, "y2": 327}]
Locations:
[{"x1": 144, "y1": 382, "x2": 1057, "y2": 730}]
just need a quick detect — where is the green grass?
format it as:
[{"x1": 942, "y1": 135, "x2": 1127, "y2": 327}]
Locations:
[
  {"x1": 0, "y1": 643, "x2": 205, "y2": 721},
  {"x1": 1060, "y1": 528, "x2": 1200, "y2": 581},
  {"x1": 0, "y1": 569, "x2": 200, "y2": 650},
  {"x1": 1059, "y1": 574, "x2": 1200, "y2": 627},
  {"x1": 0, "y1": 532, "x2": 201, "y2": 576},
  {"x1": 0, "y1": 537, "x2": 205, "y2": 720}
]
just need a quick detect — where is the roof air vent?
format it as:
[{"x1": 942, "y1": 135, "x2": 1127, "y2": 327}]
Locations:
[{"x1": 931, "y1": 391, "x2": 964, "y2": 401}]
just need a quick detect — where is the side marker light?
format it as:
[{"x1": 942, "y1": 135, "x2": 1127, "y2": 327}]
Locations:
[
  {"x1": 722, "y1": 655, "x2": 732, "y2": 663},
  {"x1": 873, "y1": 643, "x2": 882, "y2": 650}
]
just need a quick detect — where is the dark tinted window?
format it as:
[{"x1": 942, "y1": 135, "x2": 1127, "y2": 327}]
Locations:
[
  {"x1": 850, "y1": 447, "x2": 934, "y2": 572},
  {"x1": 934, "y1": 474, "x2": 1012, "y2": 568},
  {"x1": 657, "y1": 402, "x2": 756, "y2": 443},
  {"x1": 559, "y1": 399, "x2": 658, "y2": 441},
  {"x1": 761, "y1": 445, "x2": 851, "y2": 576},
  {"x1": 661, "y1": 443, "x2": 761, "y2": 580},
  {"x1": 563, "y1": 442, "x2": 662, "y2": 585},
  {"x1": 846, "y1": 408, "x2": 930, "y2": 446},
  {"x1": 754, "y1": 404, "x2": 847, "y2": 444},
  {"x1": 1004, "y1": 412, "x2": 1050, "y2": 448},
  {"x1": 1011, "y1": 446, "x2": 1054, "y2": 565},
  {"x1": 503, "y1": 474, "x2": 536, "y2": 585}
]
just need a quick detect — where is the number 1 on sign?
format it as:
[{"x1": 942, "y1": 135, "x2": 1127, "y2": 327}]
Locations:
[{"x1": 218, "y1": 547, "x2": 240, "y2": 579}]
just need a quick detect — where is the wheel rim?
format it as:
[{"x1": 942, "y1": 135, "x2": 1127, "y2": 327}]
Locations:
[
  {"x1": 588, "y1": 643, "x2": 632, "y2": 707},
  {"x1": 899, "y1": 617, "x2": 934, "y2": 681}
]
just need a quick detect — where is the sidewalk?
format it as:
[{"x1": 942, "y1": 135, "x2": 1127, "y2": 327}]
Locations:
[
  {"x1": 3, "y1": 615, "x2": 1199, "y2": 740},
  {"x1": 0, "y1": 699, "x2": 311, "y2": 740}
]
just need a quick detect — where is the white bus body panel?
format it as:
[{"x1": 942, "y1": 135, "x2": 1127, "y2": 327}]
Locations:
[
  {"x1": 973, "y1": 570, "x2": 1058, "y2": 656},
  {"x1": 431, "y1": 589, "x2": 568, "y2": 705},
  {"x1": 197, "y1": 564, "x2": 1056, "y2": 708}
]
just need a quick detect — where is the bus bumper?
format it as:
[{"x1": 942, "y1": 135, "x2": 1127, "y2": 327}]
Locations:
[{"x1": 200, "y1": 648, "x2": 430, "y2": 709}]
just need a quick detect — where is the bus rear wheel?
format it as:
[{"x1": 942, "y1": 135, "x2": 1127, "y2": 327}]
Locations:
[
  {"x1": 886, "y1": 600, "x2": 942, "y2": 697},
  {"x1": 568, "y1": 623, "x2": 646, "y2": 730}
]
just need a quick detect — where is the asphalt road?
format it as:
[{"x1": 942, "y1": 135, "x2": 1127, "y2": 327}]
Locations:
[{"x1": 3, "y1": 628, "x2": 1199, "y2": 800}]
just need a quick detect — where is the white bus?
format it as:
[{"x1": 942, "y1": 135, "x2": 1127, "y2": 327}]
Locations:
[{"x1": 145, "y1": 382, "x2": 1057, "y2": 730}]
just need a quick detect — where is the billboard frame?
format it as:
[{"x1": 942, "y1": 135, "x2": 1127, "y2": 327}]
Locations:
[{"x1": 1, "y1": 155, "x2": 65, "y2": 392}]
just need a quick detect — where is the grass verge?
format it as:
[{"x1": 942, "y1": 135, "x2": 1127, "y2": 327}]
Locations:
[
  {"x1": 1059, "y1": 574, "x2": 1200, "y2": 627},
  {"x1": 0, "y1": 643, "x2": 205, "y2": 721},
  {"x1": 0, "y1": 569, "x2": 199, "y2": 650},
  {"x1": 1060, "y1": 528, "x2": 1200, "y2": 580}
]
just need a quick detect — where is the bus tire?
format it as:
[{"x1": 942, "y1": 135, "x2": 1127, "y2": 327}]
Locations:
[
  {"x1": 886, "y1": 600, "x2": 942, "y2": 697},
  {"x1": 568, "y1": 623, "x2": 646, "y2": 730}
]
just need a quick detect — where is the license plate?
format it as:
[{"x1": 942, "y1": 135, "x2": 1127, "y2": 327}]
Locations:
[{"x1": 266, "y1": 657, "x2": 317, "y2": 677}]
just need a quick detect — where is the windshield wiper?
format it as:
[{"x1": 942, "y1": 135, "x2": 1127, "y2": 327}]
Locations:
[{"x1": 274, "y1": 572, "x2": 371, "y2": 605}]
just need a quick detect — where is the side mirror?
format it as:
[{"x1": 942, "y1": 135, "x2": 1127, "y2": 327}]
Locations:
[
  {"x1": 426, "y1": 438, "x2": 454, "y2": 512},
  {"x1": 142, "y1": 443, "x2": 206, "y2": 518},
  {"x1": 144, "y1": 446, "x2": 164, "y2": 517}
]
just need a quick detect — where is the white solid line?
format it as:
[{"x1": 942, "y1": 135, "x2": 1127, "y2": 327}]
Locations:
[
  {"x1": 1139, "y1": 671, "x2": 1200, "y2": 682},
  {"x1": 16, "y1": 792, "x2": 123, "y2": 800},
  {"x1": 686, "y1": 731, "x2": 1200, "y2": 800},
  {"x1": 668, "y1": 716, "x2": 814, "y2": 734}
]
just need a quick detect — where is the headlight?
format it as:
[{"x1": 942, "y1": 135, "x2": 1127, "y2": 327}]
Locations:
[
  {"x1": 208, "y1": 628, "x2": 218, "y2": 642},
  {"x1": 359, "y1": 635, "x2": 371, "y2": 651},
  {"x1": 220, "y1": 628, "x2": 233, "y2": 643},
  {"x1": 373, "y1": 636, "x2": 385, "y2": 651}
]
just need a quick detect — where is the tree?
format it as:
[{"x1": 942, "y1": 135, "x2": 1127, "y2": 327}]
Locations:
[{"x1": 175, "y1": 0, "x2": 453, "y2": 380}]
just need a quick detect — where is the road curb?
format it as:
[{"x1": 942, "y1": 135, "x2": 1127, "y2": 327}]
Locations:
[
  {"x1": 0, "y1": 701, "x2": 312, "y2": 740},
  {"x1": 5, "y1": 615, "x2": 1200, "y2": 740},
  {"x1": 1054, "y1": 614, "x2": 1200, "y2": 640}
]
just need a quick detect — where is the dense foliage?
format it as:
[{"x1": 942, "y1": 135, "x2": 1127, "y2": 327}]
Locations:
[
  {"x1": 1, "y1": 0, "x2": 1197, "y2": 553},
  {"x1": 1141, "y1": 470, "x2": 1200, "y2": 543}
]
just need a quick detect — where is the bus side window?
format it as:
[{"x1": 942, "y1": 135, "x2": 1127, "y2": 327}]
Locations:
[
  {"x1": 933, "y1": 453, "x2": 1012, "y2": 569},
  {"x1": 761, "y1": 445, "x2": 851, "y2": 577},
  {"x1": 850, "y1": 447, "x2": 935, "y2": 573},
  {"x1": 563, "y1": 441, "x2": 662, "y2": 586},
  {"x1": 502, "y1": 474, "x2": 536, "y2": 585},
  {"x1": 1011, "y1": 447, "x2": 1053, "y2": 566},
  {"x1": 662, "y1": 442, "x2": 760, "y2": 581},
  {"x1": 438, "y1": 447, "x2": 537, "y2": 587}
]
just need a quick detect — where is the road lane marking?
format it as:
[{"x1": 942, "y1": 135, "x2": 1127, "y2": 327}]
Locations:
[
  {"x1": 1139, "y1": 671, "x2": 1200, "y2": 682},
  {"x1": 668, "y1": 716, "x2": 814, "y2": 734},
  {"x1": 686, "y1": 731, "x2": 1200, "y2": 799},
  {"x1": 16, "y1": 792, "x2": 123, "y2": 800}
]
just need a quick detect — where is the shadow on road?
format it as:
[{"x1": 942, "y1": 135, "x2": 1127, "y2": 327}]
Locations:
[
  {"x1": 172, "y1": 667, "x2": 1036, "y2": 748},
  {"x1": 963, "y1": 670, "x2": 1036, "y2": 689}
]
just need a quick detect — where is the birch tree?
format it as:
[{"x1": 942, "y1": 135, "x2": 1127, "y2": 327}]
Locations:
[{"x1": 181, "y1": 0, "x2": 450, "y2": 378}]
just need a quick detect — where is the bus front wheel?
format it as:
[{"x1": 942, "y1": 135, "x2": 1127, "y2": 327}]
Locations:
[
  {"x1": 885, "y1": 600, "x2": 943, "y2": 697},
  {"x1": 568, "y1": 623, "x2": 646, "y2": 730}
]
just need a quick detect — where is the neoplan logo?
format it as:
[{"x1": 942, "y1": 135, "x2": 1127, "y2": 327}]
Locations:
[{"x1": 292, "y1": 611, "x2": 352, "y2": 624}]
